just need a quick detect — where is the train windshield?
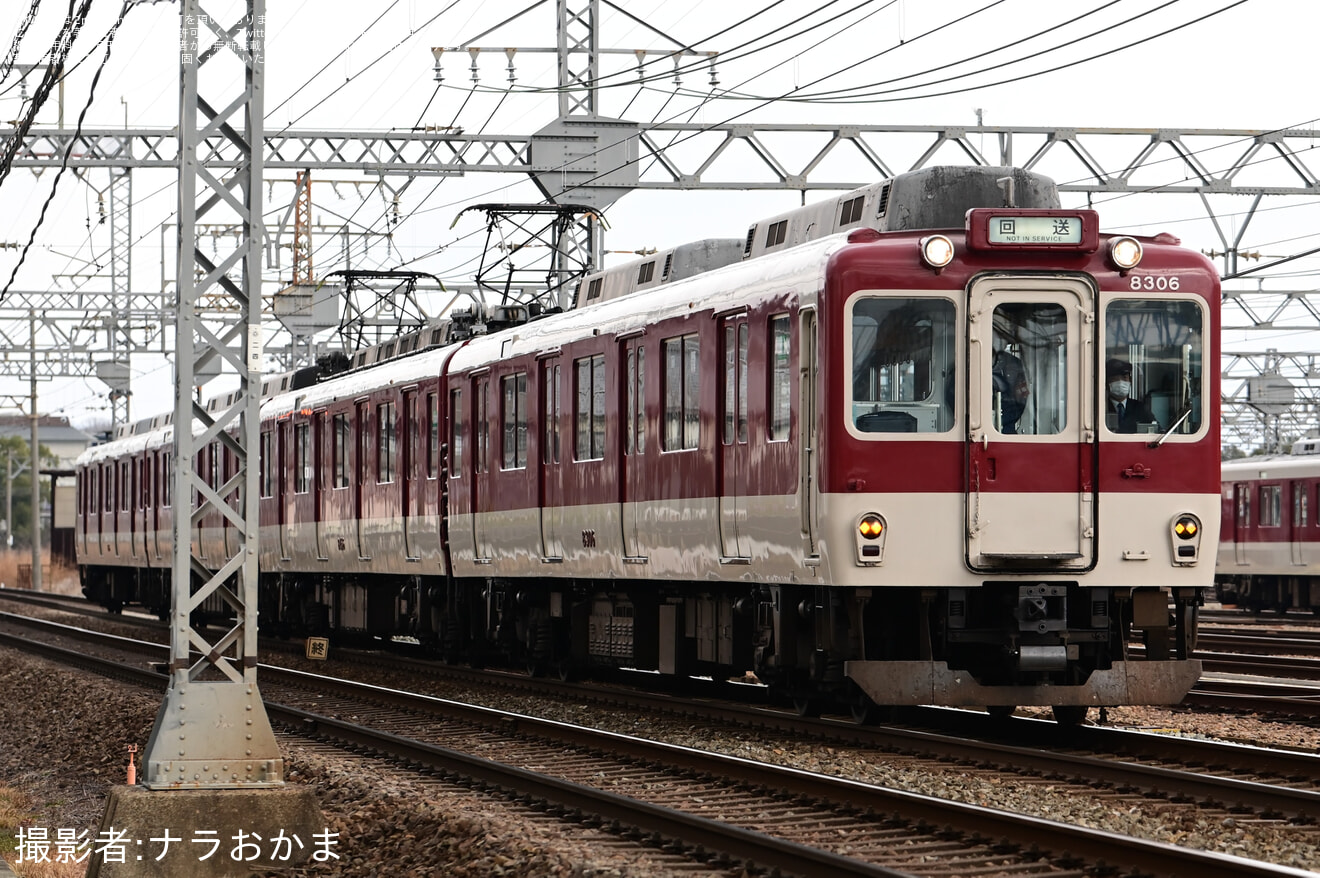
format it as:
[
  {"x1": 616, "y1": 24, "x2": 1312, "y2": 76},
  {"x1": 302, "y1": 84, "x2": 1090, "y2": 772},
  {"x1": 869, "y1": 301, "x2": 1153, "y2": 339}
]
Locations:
[
  {"x1": 1103, "y1": 299, "x2": 1204, "y2": 436},
  {"x1": 849, "y1": 297, "x2": 956, "y2": 433}
]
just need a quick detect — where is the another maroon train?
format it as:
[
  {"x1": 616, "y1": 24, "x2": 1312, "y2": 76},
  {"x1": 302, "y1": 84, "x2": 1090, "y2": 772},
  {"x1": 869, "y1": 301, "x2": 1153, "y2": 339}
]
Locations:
[
  {"x1": 76, "y1": 166, "x2": 1222, "y2": 722},
  {"x1": 1217, "y1": 441, "x2": 1320, "y2": 614}
]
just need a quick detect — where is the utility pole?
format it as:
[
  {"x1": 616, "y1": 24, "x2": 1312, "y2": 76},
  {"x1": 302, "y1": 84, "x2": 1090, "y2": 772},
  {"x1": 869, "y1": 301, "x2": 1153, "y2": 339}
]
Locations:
[{"x1": 28, "y1": 310, "x2": 40, "y2": 591}]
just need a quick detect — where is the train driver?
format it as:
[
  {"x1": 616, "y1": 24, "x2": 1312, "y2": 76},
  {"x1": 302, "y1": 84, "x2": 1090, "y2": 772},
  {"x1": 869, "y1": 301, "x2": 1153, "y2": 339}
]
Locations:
[{"x1": 1105, "y1": 357, "x2": 1157, "y2": 433}]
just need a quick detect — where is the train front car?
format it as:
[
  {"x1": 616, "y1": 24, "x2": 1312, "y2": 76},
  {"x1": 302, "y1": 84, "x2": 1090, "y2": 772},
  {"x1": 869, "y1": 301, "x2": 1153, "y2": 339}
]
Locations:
[{"x1": 804, "y1": 168, "x2": 1220, "y2": 722}]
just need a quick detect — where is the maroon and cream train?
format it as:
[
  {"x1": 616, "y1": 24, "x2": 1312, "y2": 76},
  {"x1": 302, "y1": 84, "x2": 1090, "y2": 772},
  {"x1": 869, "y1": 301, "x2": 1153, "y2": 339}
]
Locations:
[
  {"x1": 1217, "y1": 441, "x2": 1320, "y2": 614},
  {"x1": 75, "y1": 166, "x2": 1222, "y2": 722}
]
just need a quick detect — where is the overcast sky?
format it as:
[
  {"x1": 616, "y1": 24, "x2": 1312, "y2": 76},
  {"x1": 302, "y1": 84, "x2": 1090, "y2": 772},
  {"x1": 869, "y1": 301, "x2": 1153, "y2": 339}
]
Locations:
[{"x1": 0, "y1": 0, "x2": 1315, "y2": 428}]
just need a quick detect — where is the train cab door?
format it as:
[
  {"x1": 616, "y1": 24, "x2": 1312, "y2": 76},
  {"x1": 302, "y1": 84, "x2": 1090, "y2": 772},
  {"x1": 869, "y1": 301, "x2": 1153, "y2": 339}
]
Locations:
[
  {"x1": 719, "y1": 316, "x2": 751, "y2": 561},
  {"x1": 1290, "y1": 480, "x2": 1308, "y2": 566},
  {"x1": 538, "y1": 359, "x2": 564, "y2": 560},
  {"x1": 966, "y1": 276, "x2": 1096, "y2": 569}
]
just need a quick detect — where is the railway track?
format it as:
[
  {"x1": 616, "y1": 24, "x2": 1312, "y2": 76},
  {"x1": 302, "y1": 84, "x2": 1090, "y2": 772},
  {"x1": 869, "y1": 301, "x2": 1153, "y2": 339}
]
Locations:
[{"x1": 1, "y1": 609, "x2": 1318, "y2": 877}]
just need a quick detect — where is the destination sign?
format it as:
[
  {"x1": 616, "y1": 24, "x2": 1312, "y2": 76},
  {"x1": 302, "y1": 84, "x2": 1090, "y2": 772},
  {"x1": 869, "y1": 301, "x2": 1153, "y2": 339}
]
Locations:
[{"x1": 987, "y1": 215, "x2": 1084, "y2": 245}]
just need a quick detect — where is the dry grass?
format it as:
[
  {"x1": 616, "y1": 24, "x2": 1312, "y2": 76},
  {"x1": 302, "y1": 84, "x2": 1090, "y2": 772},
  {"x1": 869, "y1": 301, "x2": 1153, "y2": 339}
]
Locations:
[
  {"x1": 0, "y1": 551, "x2": 79, "y2": 597},
  {"x1": 0, "y1": 786, "x2": 86, "y2": 878}
]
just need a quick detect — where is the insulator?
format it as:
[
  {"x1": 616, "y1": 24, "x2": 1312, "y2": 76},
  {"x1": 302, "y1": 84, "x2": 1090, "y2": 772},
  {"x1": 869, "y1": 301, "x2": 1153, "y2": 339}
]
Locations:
[
  {"x1": 469, "y1": 47, "x2": 480, "y2": 84},
  {"x1": 708, "y1": 59, "x2": 719, "y2": 89},
  {"x1": 505, "y1": 48, "x2": 517, "y2": 85}
]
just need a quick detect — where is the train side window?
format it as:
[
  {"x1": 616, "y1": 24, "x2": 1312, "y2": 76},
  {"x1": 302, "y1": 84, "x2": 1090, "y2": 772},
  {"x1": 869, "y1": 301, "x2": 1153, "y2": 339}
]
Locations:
[
  {"x1": 449, "y1": 388, "x2": 464, "y2": 475},
  {"x1": 1103, "y1": 299, "x2": 1204, "y2": 436},
  {"x1": 502, "y1": 372, "x2": 528, "y2": 469},
  {"x1": 849, "y1": 297, "x2": 956, "y2": 434},
  {"x1": 377, "y1": 402, "x2": 397, "y2": 483},
  {"x1": 769, "y1": 315, "x2": 792, "y2": 441},
  {"x1": 663, "y1": 334, "x2": 700, "y2": 450},
  {"x1": 765, "y1": 220, "x2": 787, "y2": 248},
  {"x1": 1259, "y1": 484, "x2": 1281, "y2": 527},
  {"x1": 575, "y1": 355, "x2": 606, "y2": 461}
]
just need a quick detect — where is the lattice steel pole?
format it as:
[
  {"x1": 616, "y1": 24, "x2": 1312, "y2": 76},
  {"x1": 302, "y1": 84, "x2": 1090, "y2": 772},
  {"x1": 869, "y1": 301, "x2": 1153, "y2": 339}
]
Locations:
[{"x1": 142, "y1": 0, "x2": 282, "y2": 789}]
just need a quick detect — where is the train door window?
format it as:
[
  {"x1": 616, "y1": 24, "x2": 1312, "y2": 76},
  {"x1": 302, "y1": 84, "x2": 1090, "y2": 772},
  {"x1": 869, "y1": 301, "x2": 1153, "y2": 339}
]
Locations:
[
  {"x1": 161, "y1": 453, "x2": 170, "y2": 507},
  {"x1": 849, "y1": 297, "x2": 956, "y2": 434},
  {"x1": 723, "y1": 323, "x2": 749, "y2": 444},
  {"x1": 502, "y1": 372, "x2": 528, "y2": 469},
  {"x1": 426, "y1": 392, "x2": 439, "y2": 478},
  {"x1": 1103, "y1": 299, "x2": 1204, "y2": 436},
  {"x1": 1259, "y1": 485, "x2": 1281, "y2": 527},
  {"x1": 294, "y1": 423, "x2": 311, "y2": 493},
  {"x1": 1294, "y1": 483, "x2": 1308, "y2": 527},
  {"x1": 769, "y1": 315, "x2": 792, "y2": 441},
  {"x1": 121, "y1": 462, "x2": 129, "y2": 511},
  {"x1": 475, "y1": 379, "x2": 490, "y2": 474},
  {"x1": 333, "y1": 413, "x2": 350, "y2": 488},
  {"x1": 259, "y1": 431, "x2": 273, "y2": 497},
  {"x1": 104, "y1": 464, "x2": 113, "y2": 511},
  {"x1": 377, "y1": 401, "x2": 397, "y2": 483},
  {"x1": 575, "y1": 354, "x2": 606, "y2": 460},
  {"x1": 626, "y1": 347, "x2": 645, "y2": 455},
  {"x1": 990, "y1": 303, "x2": 1066, "y2": 436},
  {"x1": 449, "y1": 388, "x2": 464, "y2": 474},
  {"x1": 141, "y1": 457, "x2": 151, "y2": 508},
  {"x1": 543, "y1": 363, "x2": 560, "y2": 464}
]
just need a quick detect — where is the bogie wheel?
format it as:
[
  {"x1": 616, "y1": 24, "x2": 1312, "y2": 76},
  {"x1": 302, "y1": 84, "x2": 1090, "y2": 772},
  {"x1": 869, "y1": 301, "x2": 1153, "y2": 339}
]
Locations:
[
  {"x1": 848, "y1": 690, "x2": 885, "y2": 726},
  {"x1": 555, "y1": 659, "x2": 577, "y2": 683},
  {"x1": 1051, "y1": 705, "x2": 1089, "y2": 726},
  {"x1": 793, "y1": 696, "x2": 823, "y2": 718}
]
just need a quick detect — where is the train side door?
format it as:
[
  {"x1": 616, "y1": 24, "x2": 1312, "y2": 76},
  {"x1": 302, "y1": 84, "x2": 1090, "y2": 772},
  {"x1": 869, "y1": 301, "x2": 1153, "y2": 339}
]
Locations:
[
  {"x1": 800, "y1": 310, "x2": 819, "y2": 559},
  {"x1": 621, "y1": 339, "x2": 647, "y2": 561},
  {"x1": 278, "y1": 423, "x2": 293, "y2": 560},
  {"x1": 314, "y1": 410, "x2": 330, "y2": 560},
  {"x1": 402, "y1": 389, "x2": 421, "y2": 560},
  {"x1": 539, "y1": 359, "x2": 564, "y2": 560},
  {"x1": 719, "y1": 316, "x2": 751, "y2": 560},
  {"x1": 1233, "y1": 483, "x2": 1249, "y2": 565},
  {"x1": 354, "y1": 400, "x2": 369, "y2": 559},
  {"x1": 966, "y1": 276, "x2": 1095, "y2": 569},
  {"x1": 1291, "y1": 480, "x2": 1307, "y2": 566},
  {"x1": 472, "y1": 374, "x2": 493, "y2": 563}
]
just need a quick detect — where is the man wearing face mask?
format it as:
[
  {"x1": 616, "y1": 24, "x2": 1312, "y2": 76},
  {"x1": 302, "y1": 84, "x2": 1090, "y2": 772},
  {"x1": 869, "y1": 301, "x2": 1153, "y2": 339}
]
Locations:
[{"x1": 1105, "y1": 357, "x2": 1156, "y2": 433}]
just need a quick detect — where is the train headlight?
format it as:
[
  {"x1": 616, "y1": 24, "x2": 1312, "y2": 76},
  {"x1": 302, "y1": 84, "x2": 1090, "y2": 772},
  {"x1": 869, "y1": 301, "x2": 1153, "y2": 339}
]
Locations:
[
  {"x1": 1168, "y1": 513, "x2": 1202, "y2": 566},
  {"x1": 855, "y1": 513, "x2": 888, "y2": 566},
  {"x1": 919, "y1": 235, "x2": 954, "y2": 270},
  {"x1": 1109, "y1": 236, "x2": 1143, "y2": 270}
]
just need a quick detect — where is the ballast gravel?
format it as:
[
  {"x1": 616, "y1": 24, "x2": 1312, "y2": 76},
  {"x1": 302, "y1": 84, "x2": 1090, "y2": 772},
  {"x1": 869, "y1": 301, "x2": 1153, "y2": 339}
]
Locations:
[{"x1": 0, "y1": 638, "x2": 1317, "y2": 876}]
